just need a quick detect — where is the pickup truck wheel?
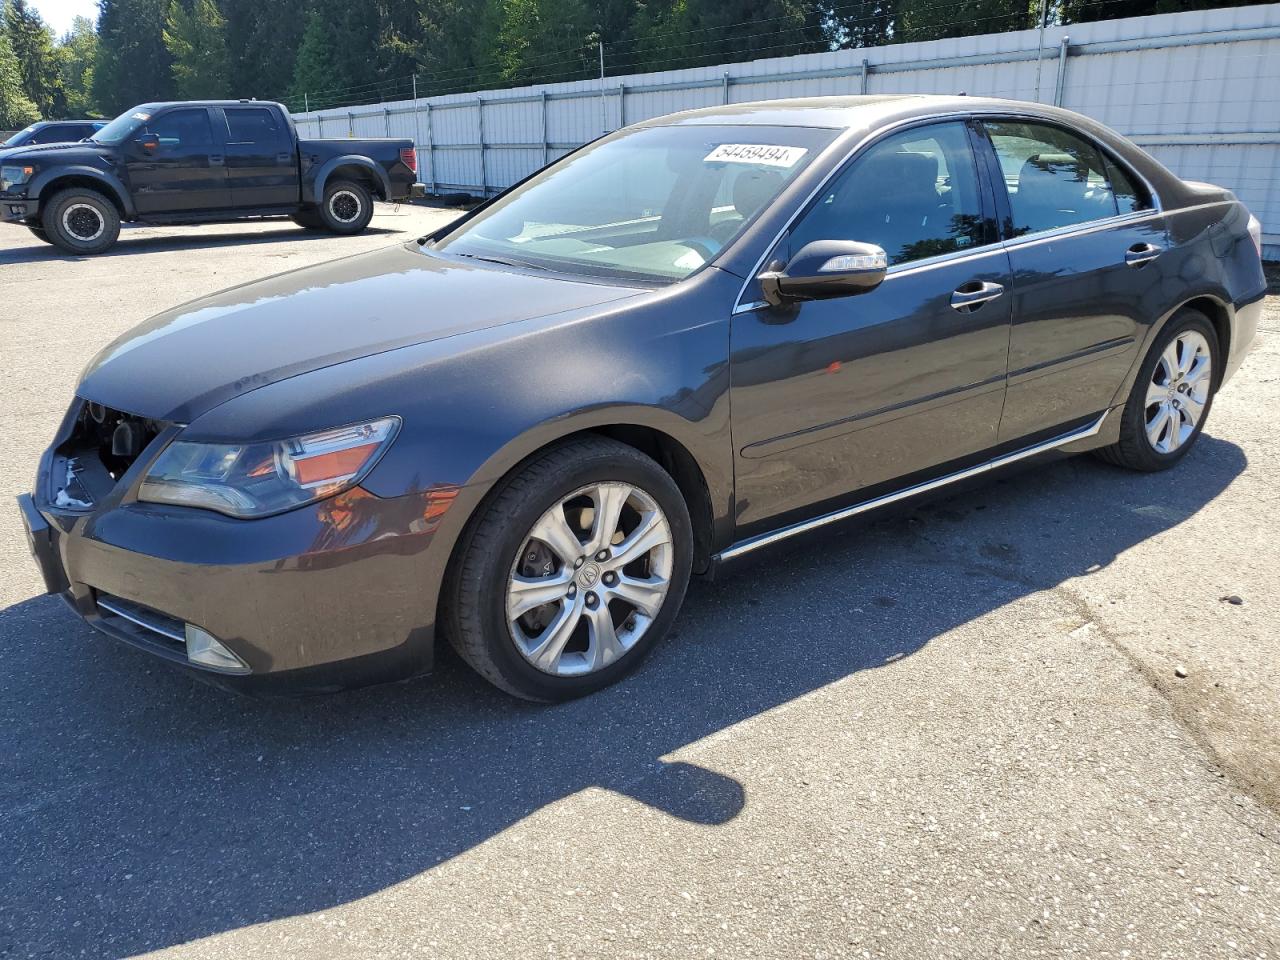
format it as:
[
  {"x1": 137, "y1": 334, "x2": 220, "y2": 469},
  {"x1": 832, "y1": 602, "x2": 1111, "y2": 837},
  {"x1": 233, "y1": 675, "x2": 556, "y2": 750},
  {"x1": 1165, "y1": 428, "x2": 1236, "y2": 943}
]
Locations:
[
  {"x1": 25, "y1": 221, "x2": 54, "y2": 245},
  {"x1": 319, "y1": 179, "x2": 374, "y2": 234},
  {"x1": 40, "y1": 188, "x2": 120, "y2": 255}
]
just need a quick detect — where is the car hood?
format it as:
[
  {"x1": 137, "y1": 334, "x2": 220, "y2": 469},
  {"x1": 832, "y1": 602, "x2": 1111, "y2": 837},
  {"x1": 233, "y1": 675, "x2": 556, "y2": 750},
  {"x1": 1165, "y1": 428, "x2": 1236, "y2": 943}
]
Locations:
[
  {"x1": 78, "y1": 243, "x2": 646, "y2": 423},
  {"x1": 0, "y1": 141, "x2": 109, "y2": 163}
]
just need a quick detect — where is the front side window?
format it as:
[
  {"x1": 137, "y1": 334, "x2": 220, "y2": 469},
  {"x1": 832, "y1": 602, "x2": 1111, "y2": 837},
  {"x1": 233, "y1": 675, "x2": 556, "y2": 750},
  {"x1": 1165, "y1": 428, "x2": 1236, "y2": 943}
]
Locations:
[
  {"x1": 983, "y1": 120, "x2": 1144, "y2": 235},
  {"x1": 786, "y1": 121, "x2": 986, "y2": 267},
  {"x1": 224, "y1": 107, "x2": 281, "y2": 144},
  {"x1": 432, "y1": 124, "x2": 836, "y2": 282},
  {"x1": 144, "y1": 109, "x2": 214, "y2": 150}
]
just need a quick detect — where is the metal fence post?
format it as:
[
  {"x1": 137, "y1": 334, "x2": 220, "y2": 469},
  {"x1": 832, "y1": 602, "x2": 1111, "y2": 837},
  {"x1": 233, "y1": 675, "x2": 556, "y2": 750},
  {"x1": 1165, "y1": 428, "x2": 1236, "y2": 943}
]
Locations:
[
  {"x1": 477, "y1": 97, "x2": 487, "y2": 198},
  {"x1": 722, "y1": 72, "x2": 730, "y2": 104},
  {"x1": 618, "y1": 83, "x2": 626, "y2": 127},
  {"x1": 347, "y1": 110, "x2": 354, "y2": 138},
  {"x1": 383, "y1": 107, "x2": 391, "y2": 137},
  {"x1": 540, "y1": 91, "x2": 549, "y2": 167},
  {"x1": 1054, "y1": 36, "x2": 1070, "y2": 106},
  {"x1": 424, "y1": 102, "x2": 435, "y2": 193},
  {"x1": 316, "y1": 113, "x2": 323, "y2": 137},
  {"x1": 860, "y1": 58, "x2": 870, "y2": 94}
]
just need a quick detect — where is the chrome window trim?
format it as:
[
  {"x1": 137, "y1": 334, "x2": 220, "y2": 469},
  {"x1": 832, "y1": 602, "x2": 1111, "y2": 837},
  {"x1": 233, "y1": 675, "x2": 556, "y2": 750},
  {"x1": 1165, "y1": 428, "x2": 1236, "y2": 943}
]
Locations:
[
  {"x1": 730, "y1": 107, "x2": 1181, "y2": 315},
  {"x1": 715, "y1": 410, "x2": 1108, "y2": 561}
]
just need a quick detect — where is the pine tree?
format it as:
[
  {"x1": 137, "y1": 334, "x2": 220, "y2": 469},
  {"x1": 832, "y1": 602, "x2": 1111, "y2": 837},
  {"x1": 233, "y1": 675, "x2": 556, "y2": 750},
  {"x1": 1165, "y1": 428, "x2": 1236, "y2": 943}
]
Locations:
[
  {"x1": 165, "y1": 0, "x2": 231, "y2": 98},
  {"x1": 289, "y1": 8, "x2": 341, "y2": 107},
  {"x1": 221, "y1": 0, "x2": 307, "y2": 100},
  {"x1": 4, "y1": 0, "x2": 63, "y2": 116},
  {"x1": 56, "y1": 16, "x2": 99, "y2": 116},
  {"x1": 93, "y1": 0, "x2": 175, "y2": 115},
  {"x1": 0, "y1": 4, "x2": 38, "y2": 127}
]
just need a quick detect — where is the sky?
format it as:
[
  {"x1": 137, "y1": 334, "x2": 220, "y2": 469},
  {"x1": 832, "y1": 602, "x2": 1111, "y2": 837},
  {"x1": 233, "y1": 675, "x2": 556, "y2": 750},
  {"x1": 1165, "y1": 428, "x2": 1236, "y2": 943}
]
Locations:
[{"x1": 30, "y1": 0, "x2": 99, "y2": 37}]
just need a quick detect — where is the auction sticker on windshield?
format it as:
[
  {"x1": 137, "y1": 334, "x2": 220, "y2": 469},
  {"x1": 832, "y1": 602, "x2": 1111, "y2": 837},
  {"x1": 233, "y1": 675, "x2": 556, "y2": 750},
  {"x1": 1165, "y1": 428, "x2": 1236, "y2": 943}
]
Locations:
[{"x1": 704, "y1": 144, "x2": 808, "y2": 167}]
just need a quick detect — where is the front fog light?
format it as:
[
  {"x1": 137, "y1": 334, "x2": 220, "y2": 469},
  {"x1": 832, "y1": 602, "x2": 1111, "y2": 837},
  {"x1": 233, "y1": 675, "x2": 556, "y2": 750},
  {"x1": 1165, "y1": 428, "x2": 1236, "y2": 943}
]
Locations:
[{"x1": 185, "y1": 624, "x2": 250, "y2": 674}]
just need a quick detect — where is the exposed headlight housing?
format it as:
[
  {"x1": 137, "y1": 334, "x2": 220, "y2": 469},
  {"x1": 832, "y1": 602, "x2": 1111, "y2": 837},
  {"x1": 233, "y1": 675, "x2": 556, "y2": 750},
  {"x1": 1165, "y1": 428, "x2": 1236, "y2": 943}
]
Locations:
[
  {"x1": 137, "y1": 417, "x2": 400, "y2": 518},
  {"x1": 0, "y1": 164, "x2": 34, "y2": 193}
]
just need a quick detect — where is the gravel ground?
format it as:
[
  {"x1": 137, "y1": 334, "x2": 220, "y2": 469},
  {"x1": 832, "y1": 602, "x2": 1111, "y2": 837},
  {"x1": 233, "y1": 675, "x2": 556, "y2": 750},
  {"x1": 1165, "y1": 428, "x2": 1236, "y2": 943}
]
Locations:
[{"x1": 0, "y1": 208, "x2": 1277, "y2": 959}]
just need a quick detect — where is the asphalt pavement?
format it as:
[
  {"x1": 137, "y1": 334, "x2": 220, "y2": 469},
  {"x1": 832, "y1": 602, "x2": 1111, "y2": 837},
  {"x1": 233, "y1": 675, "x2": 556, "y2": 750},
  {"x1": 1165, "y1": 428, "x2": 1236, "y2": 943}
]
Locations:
[{"x1": 1, "y1": 208, "x2": 1277, "y2": 959}]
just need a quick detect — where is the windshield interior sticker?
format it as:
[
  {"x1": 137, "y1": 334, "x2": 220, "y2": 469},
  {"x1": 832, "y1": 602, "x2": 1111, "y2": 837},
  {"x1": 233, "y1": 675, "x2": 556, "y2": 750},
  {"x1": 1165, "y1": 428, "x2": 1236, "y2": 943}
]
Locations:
[{"x1": 704, "y1": 144, "x2": 808, "y2": 168}]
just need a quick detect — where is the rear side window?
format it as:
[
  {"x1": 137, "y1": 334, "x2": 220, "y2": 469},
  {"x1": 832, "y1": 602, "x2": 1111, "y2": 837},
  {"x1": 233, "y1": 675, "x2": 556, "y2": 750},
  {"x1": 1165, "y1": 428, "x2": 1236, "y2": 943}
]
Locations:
[
  {"x1": 30, "y1": 125, "x2": 71, "y2": 144},
  {"x1": 225, "y1": 107, "x2": 282, "y2": 145},
  {"x1": 787, "y1": 121, "x2": 986, "y2": 266},
  {"x1": 1103, "y1": 155, "x2": 1151, "y2": 214},
  {"x1": 984, "y1": 121, "x2": 1134, "y2": 235}
]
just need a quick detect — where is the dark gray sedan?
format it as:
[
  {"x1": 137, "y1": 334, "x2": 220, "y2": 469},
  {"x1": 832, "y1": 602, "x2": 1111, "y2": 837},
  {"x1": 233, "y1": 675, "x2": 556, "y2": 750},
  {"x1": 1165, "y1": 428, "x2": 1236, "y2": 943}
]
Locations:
[{"x1": 18, "y1": 95, "x2": 1266, "y2": 700}]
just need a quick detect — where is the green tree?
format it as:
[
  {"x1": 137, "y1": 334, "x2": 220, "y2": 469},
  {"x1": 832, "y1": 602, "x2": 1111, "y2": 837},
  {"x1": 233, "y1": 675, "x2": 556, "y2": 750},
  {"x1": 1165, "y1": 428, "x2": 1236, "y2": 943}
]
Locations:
[
  {"x1": 825, "y1": 0, "x2": 898, "y2": 50},
  {"x1": 5, "y1": 0, "x2": 63, "y2": 116},
  {"x1": 164, "y1": 0, "x2": 231, "y2": 98},
  {"x1": 895, "y1": 0, "x2": 1035, "y2": 41},
  {"x1": 222, "y1": 0, "x2": 306, "y2": 99},
  {"x1": 632, "y1": 0, "x2": 824, "y2": 73},
  {"x1": 0, "y1": 5, "x2": 38, "y2": 127},
  {"x1": 55, "y1": 16, "x2": 98, "y2": 115},
  {"x1": 94, "y1": 0, "x2": 174, "y2": 115}
]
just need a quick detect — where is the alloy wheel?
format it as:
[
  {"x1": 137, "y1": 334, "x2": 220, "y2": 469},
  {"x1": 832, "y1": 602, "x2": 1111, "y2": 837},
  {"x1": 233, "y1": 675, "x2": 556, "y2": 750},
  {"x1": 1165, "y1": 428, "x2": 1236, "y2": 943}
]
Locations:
[
  {"x1": 1145, "y1": 330, "x2": 1212, "y2": 454},
  {"x1": 507, "y1": 482, "x2": 673, "y2": 677},
  {"x1": 329, "y1": 190, "x2": 362, "y2": 224},
  {"x1": 62, "y1": 203, "x2": 105, "y2": 242}
]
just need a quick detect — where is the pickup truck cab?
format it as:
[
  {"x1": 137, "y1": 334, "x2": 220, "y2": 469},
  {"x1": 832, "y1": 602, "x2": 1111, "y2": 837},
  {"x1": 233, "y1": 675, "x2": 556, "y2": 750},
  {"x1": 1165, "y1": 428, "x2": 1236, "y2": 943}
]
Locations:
[{"x1": 0, "y1": 99, "x2": 424, "y2": 254}]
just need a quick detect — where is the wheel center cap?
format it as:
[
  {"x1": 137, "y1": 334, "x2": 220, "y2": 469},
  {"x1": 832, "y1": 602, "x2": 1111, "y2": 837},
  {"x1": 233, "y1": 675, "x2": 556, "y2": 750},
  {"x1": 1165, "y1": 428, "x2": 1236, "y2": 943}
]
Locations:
[{"x1": 577, "y1": 562, "x2": 601, "y2": 589}]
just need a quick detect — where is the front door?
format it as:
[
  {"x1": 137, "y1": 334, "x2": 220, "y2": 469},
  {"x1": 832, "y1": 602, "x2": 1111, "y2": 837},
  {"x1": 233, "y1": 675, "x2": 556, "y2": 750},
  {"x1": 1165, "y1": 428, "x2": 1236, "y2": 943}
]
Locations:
[
  {"x1": 977, "y1": 119, "x2": 1169, "y2": 442},
  {"x1": 127, "y1": 107, "x2": 228, "y2": 214},
  {"x1": 730, "y1": 121, "x2": 1013, "y2": 536},
  {"x1": 220, "y1": 106, "x2": 299, "y2": 208}
]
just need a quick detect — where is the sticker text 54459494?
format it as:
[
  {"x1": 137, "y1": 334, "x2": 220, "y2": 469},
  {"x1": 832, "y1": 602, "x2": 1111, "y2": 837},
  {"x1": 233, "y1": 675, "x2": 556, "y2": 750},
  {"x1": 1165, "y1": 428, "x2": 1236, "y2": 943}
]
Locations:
[{"x1": 704, "y1": 144, "x2": 809, "y2": 168}]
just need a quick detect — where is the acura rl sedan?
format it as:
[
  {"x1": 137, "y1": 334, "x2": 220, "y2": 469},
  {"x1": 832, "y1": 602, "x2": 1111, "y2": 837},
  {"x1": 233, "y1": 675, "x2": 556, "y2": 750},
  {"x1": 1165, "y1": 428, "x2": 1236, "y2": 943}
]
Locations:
[{"x1": 18, "y1": 95, "x2": 1266, "y2": 700}]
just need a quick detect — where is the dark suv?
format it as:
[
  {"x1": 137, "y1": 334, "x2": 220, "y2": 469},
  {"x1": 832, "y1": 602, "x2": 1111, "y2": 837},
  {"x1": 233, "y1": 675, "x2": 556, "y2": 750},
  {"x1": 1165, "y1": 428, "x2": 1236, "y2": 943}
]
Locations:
[{"x1": 3, "y1": 120, "x2": 105, "y2": 148}]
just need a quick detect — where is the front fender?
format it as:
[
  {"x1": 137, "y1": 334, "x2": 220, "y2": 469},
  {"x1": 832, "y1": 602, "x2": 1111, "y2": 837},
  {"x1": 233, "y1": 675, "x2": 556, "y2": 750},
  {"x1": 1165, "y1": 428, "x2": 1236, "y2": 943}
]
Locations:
[
  {"x1": 307, "y1": 155, "x2": 392, "y2": 205},
  {"x1": 30, "y1": 165, "x2": 134, "y2": 218}
]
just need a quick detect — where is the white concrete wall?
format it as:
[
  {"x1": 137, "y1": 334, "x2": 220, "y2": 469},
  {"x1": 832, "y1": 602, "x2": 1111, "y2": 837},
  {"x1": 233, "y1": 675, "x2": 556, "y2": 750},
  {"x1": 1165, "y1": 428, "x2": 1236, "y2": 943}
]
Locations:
[{"x1": 294, "y1": 3, "x2": 1280, "y2": 256}]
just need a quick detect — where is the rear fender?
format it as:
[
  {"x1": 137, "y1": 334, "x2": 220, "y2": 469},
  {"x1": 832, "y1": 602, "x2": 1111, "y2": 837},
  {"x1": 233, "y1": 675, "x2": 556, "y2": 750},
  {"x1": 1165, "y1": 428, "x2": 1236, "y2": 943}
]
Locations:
[{"x1": 307, "y1": 156, "x2": 392, "y2": 205}]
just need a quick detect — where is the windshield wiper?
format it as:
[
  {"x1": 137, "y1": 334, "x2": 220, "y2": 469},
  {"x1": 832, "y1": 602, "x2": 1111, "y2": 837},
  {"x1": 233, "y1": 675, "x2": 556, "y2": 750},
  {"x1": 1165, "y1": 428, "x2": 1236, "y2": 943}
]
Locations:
[{"x1": 454, "y1": 252, "x2": 548, "y2": 272}]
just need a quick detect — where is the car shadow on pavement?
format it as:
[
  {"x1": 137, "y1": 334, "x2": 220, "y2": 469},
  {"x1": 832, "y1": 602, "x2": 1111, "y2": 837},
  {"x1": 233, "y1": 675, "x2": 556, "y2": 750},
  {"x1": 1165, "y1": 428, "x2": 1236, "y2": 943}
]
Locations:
[
  {"x1": 0, "y1": 436, "x2": 1246, "y2": 957},
  {"x1": 0, "y1": 225, "x2": 406, "y2": 264}
]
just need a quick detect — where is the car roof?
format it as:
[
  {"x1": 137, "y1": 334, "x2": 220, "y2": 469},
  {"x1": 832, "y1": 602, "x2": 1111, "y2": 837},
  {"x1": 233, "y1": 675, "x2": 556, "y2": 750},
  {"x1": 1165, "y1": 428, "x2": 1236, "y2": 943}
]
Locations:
[
  {"x1": 643, "y1": 94, "x2": 1100, "y2": 131},
  {"x1": 133, "y1": 101, "x2": 285, "y2": 111},
  {"x1": 31, "y1": 119, "x2": 102, "y2": 126}
]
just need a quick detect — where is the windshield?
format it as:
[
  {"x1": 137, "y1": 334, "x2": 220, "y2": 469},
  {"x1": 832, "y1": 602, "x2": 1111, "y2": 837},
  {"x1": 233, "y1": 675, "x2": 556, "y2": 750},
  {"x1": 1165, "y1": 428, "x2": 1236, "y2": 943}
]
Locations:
[
  {"x1": 4, "y1": 126, "x2": 38, "y2": 146},
  {"x1": 432, "y1": 124, "x2": 836, "y2": 283},
  {"x1": 92, "y1": 106, "x2": 158, "y2": 145}
]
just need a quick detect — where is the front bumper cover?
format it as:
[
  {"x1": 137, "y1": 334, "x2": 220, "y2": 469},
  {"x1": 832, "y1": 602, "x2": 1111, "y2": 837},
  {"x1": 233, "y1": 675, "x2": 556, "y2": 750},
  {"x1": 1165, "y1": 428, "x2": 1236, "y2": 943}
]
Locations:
[
  {"x1": 16, "y1": 475, "x2": 456, "y2": 695},
  {"x1": 1, "y1": 195, "x2": 36, "y2": 223}
]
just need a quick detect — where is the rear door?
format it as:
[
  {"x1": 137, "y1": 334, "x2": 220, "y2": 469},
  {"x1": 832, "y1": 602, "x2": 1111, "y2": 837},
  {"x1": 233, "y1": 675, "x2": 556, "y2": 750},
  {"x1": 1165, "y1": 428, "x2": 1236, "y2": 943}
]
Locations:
[
  {"x1": 127, "y1": 106, "x2": 229, "y2": 213},
  {"x1": 219, "y1": 106, "x2": 299, "y2": 208},
  {"x1": 729, "y1": 120, "x2": 1012, "y2": 534},
  {"x1": 976, "y1": 119, "x2": 1168, "y2": 442}
]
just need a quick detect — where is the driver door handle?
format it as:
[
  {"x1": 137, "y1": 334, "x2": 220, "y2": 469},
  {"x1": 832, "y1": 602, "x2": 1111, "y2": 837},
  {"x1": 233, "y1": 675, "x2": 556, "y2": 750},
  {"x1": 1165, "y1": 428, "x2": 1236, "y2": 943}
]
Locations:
[
  {"x1": 950, "y1": 280, "x2": 1004, "y2": 312},
  {"x1": 209, "y1": 155, "x2": 225, "y2": 167},
  {"x1": 1125, "y1": 242, "x2": 1162, "y2": 267}
]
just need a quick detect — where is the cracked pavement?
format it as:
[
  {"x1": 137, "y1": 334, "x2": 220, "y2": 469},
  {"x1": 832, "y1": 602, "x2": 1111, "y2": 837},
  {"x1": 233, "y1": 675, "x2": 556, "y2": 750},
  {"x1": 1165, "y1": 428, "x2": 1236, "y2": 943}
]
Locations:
[{"x1": 1, "y1": 209, "x2": 1277, "y2": 958}]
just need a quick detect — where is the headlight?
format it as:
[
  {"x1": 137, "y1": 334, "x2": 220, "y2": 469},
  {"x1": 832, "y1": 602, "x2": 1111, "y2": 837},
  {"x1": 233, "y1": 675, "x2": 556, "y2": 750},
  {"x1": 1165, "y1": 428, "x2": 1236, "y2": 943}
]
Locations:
[
  {"x1": 0, "y1": 164, "x2": 34, "y2": 192},
  {"x1": 137, "y1": 417, "x2": 400, "y2": 518}
]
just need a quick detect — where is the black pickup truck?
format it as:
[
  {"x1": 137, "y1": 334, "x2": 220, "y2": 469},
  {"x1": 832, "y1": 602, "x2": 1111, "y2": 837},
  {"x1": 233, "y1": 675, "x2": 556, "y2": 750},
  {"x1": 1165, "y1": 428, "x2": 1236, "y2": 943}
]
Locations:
[{"x1": 0, "y1": 100, "x2": 424, "y2": 254}]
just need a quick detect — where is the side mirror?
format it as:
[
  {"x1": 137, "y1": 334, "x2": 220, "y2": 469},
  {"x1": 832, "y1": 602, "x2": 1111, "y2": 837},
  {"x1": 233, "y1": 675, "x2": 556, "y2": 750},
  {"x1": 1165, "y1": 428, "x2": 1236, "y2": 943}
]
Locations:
[
  {"x1": 759, "y1": 240, "x2": 888, "y2": 306},
  {"x1": 136, "y1": 133, "x2": 160, "y2": 153}
]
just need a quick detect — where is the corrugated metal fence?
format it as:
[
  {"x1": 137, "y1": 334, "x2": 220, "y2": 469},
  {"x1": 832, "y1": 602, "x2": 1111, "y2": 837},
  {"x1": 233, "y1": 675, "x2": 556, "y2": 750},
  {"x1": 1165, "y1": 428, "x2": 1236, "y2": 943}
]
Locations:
[{"x1": 293, "y1": 3, "x2": 1280, "y2": 257}]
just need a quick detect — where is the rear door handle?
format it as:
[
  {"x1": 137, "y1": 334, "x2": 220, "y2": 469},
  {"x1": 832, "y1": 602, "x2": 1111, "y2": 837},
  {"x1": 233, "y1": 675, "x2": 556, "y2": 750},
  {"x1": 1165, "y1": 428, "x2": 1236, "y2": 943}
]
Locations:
[
  {"x1": 276, "y1": 153, "x2": 292, "y2": 162},
  {"x1": 1125, "y1": 242, "x2": 1162, "y2": 267},
  {"x1": 209, "y1": 155, "x2": 225, "y2": 166},
  {"x1": 950, "y1": 280, "x2": 1005, "y2": 312}
]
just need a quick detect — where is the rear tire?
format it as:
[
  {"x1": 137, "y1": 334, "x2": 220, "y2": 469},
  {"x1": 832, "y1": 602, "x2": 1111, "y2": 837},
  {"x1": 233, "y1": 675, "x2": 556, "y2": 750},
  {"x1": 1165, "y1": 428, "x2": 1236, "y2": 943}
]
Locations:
[
  {"x1": 291, "y1": 209, "x2": 324, "y2": 230},
  {"x1": 1094, "y1": 308, "x2": 1218, "y2": 472},
  {"x1": 445, "y1": 437, "x2": 693, "y2": 702},
  {"x1": 317, "y1": 179, "x2": 374, "y2": 235},
  {"x1": 40, "y1": 188, "x2": 120, "y2": 255}
]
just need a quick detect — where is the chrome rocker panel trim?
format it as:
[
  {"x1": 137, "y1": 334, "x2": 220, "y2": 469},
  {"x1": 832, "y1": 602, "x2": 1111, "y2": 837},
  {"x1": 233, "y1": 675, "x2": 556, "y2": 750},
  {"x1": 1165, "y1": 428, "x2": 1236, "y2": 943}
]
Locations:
[{"x1": 716, "y1": 410, "x2": 1109, "y2": 561}]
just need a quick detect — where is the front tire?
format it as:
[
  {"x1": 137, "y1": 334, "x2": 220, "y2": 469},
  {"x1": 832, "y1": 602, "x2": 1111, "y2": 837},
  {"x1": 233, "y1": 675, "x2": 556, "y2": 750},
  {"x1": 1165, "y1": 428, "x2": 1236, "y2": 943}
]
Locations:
[
  {"x1": 317, "y1": 179, "x2": 374, "y2": 235},
  {"x1": 445, "y1": 437, "x2": 694, "y2": 701},
  {"x1": 1095, "y1": 308, "x2": 1218, "y2": 471},
  {"x1": 25, "y1": 220, "x2": 54, "y2": 245},
  {"x1": 40, "y1": 188, "x2": 121, "y2": 255}
]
